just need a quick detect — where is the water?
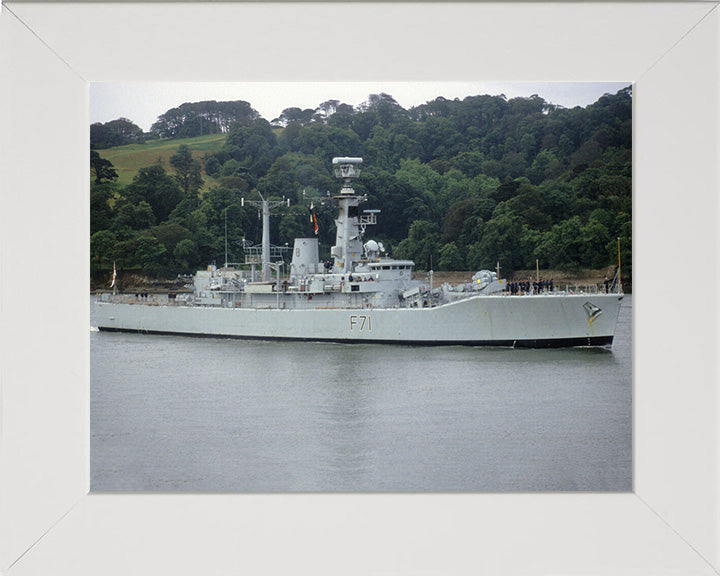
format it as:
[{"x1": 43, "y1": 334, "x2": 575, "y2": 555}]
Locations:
[{"x1": 91, "y1": 295, "x2": 632, "y2": 492}]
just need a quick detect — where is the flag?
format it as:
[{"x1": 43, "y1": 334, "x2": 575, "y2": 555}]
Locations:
[
  {"x1": 110, "y1": 261, "x2": 116, "y2": 288},
  {"x1": 310, "y1": 202, "x2": 319, "y2": 235}
]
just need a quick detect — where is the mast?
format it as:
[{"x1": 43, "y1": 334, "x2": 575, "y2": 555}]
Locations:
[
  {"x1": 331, "y1": 157, "x2": 369, "y2": 274},
  {"x1": 617, "y1": 236, "x2": 622, "y2": 293},
  {"x1": 262, "y1": 199, "x2": 271, "y2": 279},
  {"x1": 241, "y1": 194, "x2": 289, "y2": 281}
]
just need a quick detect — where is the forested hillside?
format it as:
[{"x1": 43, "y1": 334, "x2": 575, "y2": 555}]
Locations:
[{"x1": 91, "y1": 89, "x2": 632, "y2": 284}]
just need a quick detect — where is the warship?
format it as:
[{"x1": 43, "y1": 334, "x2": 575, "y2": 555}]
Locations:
[{"x1": 94, "y1": 157, "x2": 623, "y2": 347}]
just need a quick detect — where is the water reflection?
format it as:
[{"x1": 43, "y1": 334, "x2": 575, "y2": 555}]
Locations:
[{"x1": 91, "y1": 296, "x2": 632, "y2": 492}]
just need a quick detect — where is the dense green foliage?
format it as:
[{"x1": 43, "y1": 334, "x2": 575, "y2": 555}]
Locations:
[
  {"x1": 90, "y1": 88, "x2": 632, "y2": 282},
  {"x1": 90, "y1": 150, "x2": 118, "y2": 183},
  {"x1": 150, "y1": 100, "x2": 259, "y2": 139},
  {"x1": 90, "y1": 118, "x2": 145, "y2": 149}
]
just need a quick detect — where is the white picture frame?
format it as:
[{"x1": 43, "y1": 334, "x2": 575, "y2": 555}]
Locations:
[{"x1": 1, "y1": 2, "x2": 718, "y2": 574}]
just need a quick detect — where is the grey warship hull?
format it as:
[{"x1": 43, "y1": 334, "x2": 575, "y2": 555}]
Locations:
[
  {"x1": 95, "y1": 292, "x2": 623, "y2": 347},
  {"x1": 94, "y1": 156, "x2": 624, "y2": 348}
]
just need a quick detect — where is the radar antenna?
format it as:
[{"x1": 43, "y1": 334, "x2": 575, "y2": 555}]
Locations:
[{"x1": 332, "y1": 157, "x2": 362, "y2": 195}]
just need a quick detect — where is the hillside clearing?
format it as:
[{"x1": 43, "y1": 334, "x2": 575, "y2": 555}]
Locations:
[{"x1": 95, "y1": 133, "x2": 227, "y2": 187}]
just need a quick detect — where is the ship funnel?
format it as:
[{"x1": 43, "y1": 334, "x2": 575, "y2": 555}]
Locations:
[{"x1": 290, "y1": 238, "x2": 320, "y2": 280}]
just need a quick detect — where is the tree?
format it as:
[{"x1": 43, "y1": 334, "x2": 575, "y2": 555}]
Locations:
[
  {"x1": 327, "y1": 103, "x2": 356, "y2": 129},
  {"x1": 571, "y1": 138, "x2": 603, "y2": 167},
  {"x1": 150, "y1": 100, "x2": 258, "y2": 139},
  {"x1": 535, "y1": 216, "x2": 584, "y2": 270},
  {"x1": 222, "y1": 119, "x2": 278, "y2": 181},
  {"x1": 437, "y1": 242, "x2": 464, "y2": 271},
  {"x1": 394, "y1": 158, "x2": 442, "y2": 221},
  {"x1": 451, "y1": 150, "x2": 485, "y2": 178},
  {"x1": 441, "y1": 199, "x2": 475, "y2": 244},
  {"x1": 468, "y1": 204, "x2": 526, "y2": 272},
  {"x1": 315, "y1": 99, "x2": 340, "y2": 122},
  {"x1": 528, "y1": 149, "x2": 562, "y2": 184},
  {"x1": 90, "y1": 181, "x2": 116, "y2": 234},
  {"x1": 90, "y1": 118, "x2": 145, "y2": 149},
  {"x1": 150, "y1": 222, "x2": 192, "y2": 258},
  {"x1": 173, "y1": 238, "x2": 200, "y2": 271},
  {"x1": 112, "y1": 201, "x2": 156, "y2": 236},
  {"x1": 90, "y1": 230, "x2": 118, "y2": 271},
  {"x1": 579, "y1": 219, "x2": 611, "y2": 268},
  {"x1": 125, "y1": 164, "x2": 183, "y2": 222},
  {"x1": 170, "y1": 145, "x2": 203, "y2": 197},
  {"x1": 394, "y1": 220, "x2": 440, "y2": 271},
  {"x1": 90, "y1": 151, "x2": 118, "y2": 183},
  {"x1": 134, "y1": 236, "x2": 167, "y2": 275},
  {"x1": 278, "y1": 205, "x2": 310, "y2": 245},
  {"x1": 261, "y1": 153, "x2": 333, "y2": 198},
  {"x1": 204, "y1": 155, "x2": 222, "y2": 177},
  {"x1": 359, "y1": 93, "x2": 406, "y2": 126},
  {"x1": 271, "y1": 107, "x2": 315, "y2": 127}
]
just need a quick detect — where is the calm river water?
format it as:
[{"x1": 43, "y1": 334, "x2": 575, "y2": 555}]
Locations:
[{"x1": 91, "y1": 295, "x2": 632, "y2": 492}]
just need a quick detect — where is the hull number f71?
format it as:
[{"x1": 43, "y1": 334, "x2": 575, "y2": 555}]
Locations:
[{"x1": 350, "y1": 315, "x2": 372, "y2": 331}]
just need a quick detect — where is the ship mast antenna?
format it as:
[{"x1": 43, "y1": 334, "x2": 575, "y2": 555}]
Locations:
[
  {"x1": 330, "y1": 157, "x2": 366, "y2": 274},
  {"x1": 241, "y1": 194, "x2": 290, "y2": 281}
]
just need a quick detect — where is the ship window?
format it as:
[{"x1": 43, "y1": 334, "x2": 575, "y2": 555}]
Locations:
[
  {"x1": 348, "y1": 205, "x2": 359, "y2": 218},
  {"x1": 351, "y1": 284, "x2": 359, "y2": 292}
]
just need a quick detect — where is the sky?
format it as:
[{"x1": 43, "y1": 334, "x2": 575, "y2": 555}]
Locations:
[{"x1": 90, "y1": 81, "x2": 631, "y2": 132}]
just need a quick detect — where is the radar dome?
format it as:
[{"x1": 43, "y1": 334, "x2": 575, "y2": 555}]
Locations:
[{"x1": 364, "y1": 240, "x2": 382, "y2": 259}]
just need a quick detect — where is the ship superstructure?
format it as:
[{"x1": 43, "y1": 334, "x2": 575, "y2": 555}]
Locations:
[{"x1": 94, "y1": 157, "x2": 623, "y2": 347}]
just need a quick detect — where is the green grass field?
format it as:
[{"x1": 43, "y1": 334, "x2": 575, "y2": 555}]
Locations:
[{"x1": 96, "y1": 133, "x2": 228, "y2": 188}]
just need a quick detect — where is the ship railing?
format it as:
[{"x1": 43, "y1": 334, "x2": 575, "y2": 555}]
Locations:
[
  {"x1": 563, "y1": 284, "x2": 597, "y2": 295},
  {"x1": 98, "y1": 293, "x2": 192, "y2": 306},
  {"x1": 243, "y1": 244, "x2": 292, "y2": 261},
  {"x1": 501, "y1": 282, "x2": 618, "y2": 296},
  {"x1": 559, "y1": 283, "x2": 619, "y2": 295}
]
